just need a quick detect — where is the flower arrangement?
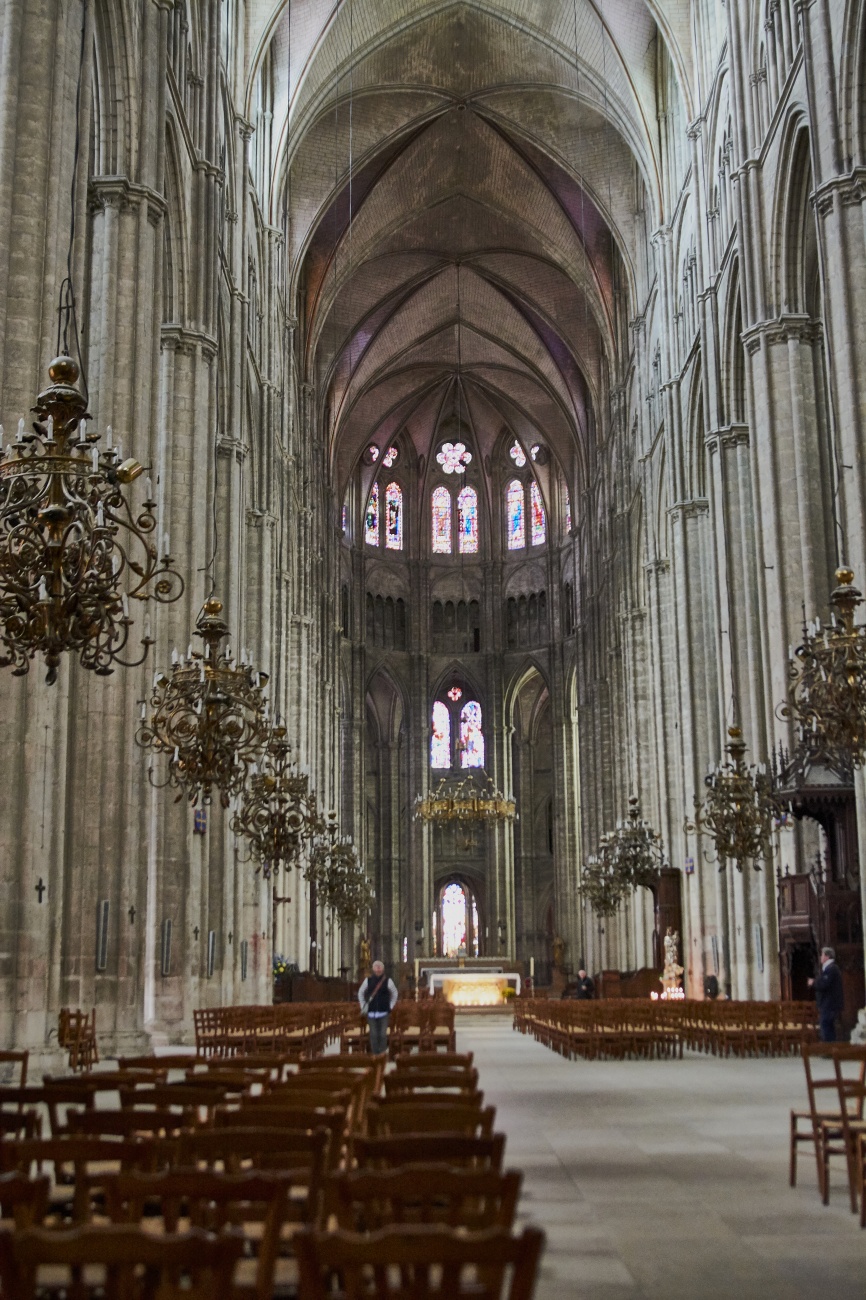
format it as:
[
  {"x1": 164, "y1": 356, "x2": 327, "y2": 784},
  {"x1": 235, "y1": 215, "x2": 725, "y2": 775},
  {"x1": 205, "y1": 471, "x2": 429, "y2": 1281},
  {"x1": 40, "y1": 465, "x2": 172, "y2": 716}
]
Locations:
[{"x1": 273, "y1": 954, "x2": 292, "y2": 978}]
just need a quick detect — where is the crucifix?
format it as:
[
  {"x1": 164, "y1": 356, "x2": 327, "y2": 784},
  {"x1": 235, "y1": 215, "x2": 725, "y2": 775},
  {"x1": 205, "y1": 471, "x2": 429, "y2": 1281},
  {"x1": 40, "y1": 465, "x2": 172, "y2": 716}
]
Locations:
[
  {"x1": 227, "y1": 932, "x2": 233, "y2": 944},
  {"x1": 128, "y1": 906, "x2": 136, "y2": 924},
  {"x1": 35, "y1": 878, "x2": 46, "y2": 903},
  {"x1": 193, "y1": 926, "x2": 200, "y2": 941}
]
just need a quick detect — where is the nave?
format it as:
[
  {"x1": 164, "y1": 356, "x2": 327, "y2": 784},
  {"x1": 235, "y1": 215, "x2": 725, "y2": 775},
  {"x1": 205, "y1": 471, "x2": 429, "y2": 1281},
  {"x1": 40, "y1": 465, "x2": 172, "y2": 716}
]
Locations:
[{"x1": 462, "y1": 1019, "x2": 865, "y2": 1300}]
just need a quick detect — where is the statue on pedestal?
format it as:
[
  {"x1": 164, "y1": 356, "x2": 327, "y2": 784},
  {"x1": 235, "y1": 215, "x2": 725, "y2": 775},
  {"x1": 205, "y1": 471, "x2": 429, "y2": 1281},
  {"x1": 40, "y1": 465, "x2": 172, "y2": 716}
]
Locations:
[
  {"x1": 661, "y1": 927, "x2": 684, "y2": 996},
  {"x1": 358, "y1": 935, "x2": 372, "y2": 980},
  {"x1": 551, "y1": 934, "x2": 567, "y2": 994}
]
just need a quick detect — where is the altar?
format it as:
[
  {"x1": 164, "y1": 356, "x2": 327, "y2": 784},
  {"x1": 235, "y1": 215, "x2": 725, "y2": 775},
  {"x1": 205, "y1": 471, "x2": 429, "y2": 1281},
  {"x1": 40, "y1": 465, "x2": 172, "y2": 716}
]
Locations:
[{"x1": 421, "y1": 965, "x2": 521, "y2": 1006}]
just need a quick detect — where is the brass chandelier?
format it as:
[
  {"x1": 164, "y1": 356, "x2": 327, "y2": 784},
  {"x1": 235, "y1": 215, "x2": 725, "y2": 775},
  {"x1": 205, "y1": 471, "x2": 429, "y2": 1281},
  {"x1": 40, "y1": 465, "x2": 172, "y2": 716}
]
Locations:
[
  {"x1": 579, "y1": 844, "x2": 627, "y2": 917},
  {"x1": 685, "y1": 726, "x2": 787, "y2": 871},
  {"x1": 414, "y1": 770, "x2": 517, "y2": 831},
  {"x1": 136, "y1": 596, "x2": 269, "y2": 807},
  {"x1": 306, "y1": 811, "x2": 373, "y2": 924},
  {"x1": 231, "y1": 725, "x2": 324, "y2": 877},
  {"x1": 784, "y1": 568, "x2": 866, "y2": 764},
  {"x1": 0, "y1": 356, "x2": 183, "y2": 683},
  {"x1": 602, "y1": 796, "x2": 666, "y2": 890}
]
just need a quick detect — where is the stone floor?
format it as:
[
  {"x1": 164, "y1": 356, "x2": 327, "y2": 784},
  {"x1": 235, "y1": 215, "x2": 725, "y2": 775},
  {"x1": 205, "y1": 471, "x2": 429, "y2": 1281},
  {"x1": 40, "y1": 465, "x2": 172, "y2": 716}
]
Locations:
[{"x1": 454, "y1": 1015, "x2": 865, "y2": 1300}]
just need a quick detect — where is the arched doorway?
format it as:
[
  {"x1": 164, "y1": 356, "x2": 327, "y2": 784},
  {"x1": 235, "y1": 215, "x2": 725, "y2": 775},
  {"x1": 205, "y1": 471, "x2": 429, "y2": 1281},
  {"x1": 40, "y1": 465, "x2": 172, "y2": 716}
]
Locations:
[{"x1": 435, "y1": 879, "x2": 481, "y2": 958}]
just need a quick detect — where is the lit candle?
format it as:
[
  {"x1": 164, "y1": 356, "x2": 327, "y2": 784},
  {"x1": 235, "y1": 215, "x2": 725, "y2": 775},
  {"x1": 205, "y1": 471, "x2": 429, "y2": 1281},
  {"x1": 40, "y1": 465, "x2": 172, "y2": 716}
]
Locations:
[
  {"x1": 414, "y1": 958, "x2": 420, "y2": 983},
  {"x1": 530, "y1": 956, "x2": 535, "y2": 978}
]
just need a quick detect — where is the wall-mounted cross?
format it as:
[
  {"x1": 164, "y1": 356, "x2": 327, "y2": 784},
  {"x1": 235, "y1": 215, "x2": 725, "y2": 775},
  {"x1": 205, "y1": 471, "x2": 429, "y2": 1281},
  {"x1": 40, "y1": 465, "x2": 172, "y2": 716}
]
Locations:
[
  {"x1": 128, "y1": 906, "x2": 136, "y2": 925},
  {"x1": 35, "y1": 878, "x2": 46, "y2": 903},
  {"x1": 193, "y1": 926, "x2": 200, "y2": 941},
  {"x1": 228, "y1": 932, "x2": 233, "y2": 944}
]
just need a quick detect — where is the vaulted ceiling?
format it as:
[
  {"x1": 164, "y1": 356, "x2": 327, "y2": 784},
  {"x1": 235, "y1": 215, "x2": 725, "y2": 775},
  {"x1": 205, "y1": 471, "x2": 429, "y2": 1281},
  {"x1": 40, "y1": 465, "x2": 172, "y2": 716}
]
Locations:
[{"x1": 248, "y1": 1, "x2": 689, "y2": 500}]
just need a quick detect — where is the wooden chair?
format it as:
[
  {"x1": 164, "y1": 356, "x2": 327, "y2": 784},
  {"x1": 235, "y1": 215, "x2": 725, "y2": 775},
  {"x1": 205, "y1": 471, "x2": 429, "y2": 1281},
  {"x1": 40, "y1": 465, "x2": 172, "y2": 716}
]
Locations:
[
  {"x1": 829, "y1": 1045, "x2": 866, "y2": 1213},
  {"x1": 0, "y1": 1223, "x2": 243, "y2": 1300},
  {"x1": 0, "y1": 1109, "x2": 41, "y2": 1140},
  {"x1": 0, "y1": 1171, "x2": 50, "y2": 1226},
  {"x1": 175, "y1": 1126, "x2": 330, "y2": 1219},
  {"x1": 0, "y1": 1137, "x2": 163, "y2": 1223},
  {"x1": 391, "y1": 1052, "x2": 473, "y2": 1073},
  {"x1": 66, "y1": 1109, "x2": 195, "y2": 1141},
  {"x1": 214, "y1": 1107, "x2": 347, "y2": 1171},
  {"x1": 294, "y1": 1224, "x2": 545, "y2": 1300},
  {"x1": 114, "y1": 1054, "x2": 197, "y2": 1075},
  {"x1": 0, "y1": 1050, "x2": 28, "y2": 1087},
  {"x1": 102, "y1": 1168, "x2": 297, "y2": 1299},
  {"x1": 118, "y1": 1081, "x2": 231, "y2": 1120},
  {"x1": 790, "y1": 1043, "x2": 860, "y2": 1204},
  {"x1": 367, "y1": 1100, "x2": 495, "y2": 1138},
  {"x1": 353, "y1": 1133, "x2": 506, "y2": 1172},
  {"x1": 383, "y1": 1069, "x2": 480, "y2": 1098},
  {"x1": 324, "y1": 1165, "x2": 522, "y2": 1232}
]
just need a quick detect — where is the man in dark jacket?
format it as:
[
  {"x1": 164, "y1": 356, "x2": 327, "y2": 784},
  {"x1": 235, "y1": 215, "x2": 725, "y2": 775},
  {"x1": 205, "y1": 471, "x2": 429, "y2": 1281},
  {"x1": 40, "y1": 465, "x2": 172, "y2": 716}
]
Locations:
[
  {"x1": 574, "y1": 969, "x2": 595, "y2": 1000},
  {"x1": 357, "y1": 960, "x2": 398, "y2": 1056},
  {"x1": 809, "y1": 946, "x2": 844, "y2": 1042}
]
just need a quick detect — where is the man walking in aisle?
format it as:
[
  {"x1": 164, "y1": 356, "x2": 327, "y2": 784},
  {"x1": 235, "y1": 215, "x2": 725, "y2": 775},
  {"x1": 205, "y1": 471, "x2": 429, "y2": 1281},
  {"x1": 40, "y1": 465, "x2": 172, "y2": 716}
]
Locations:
[
  {"x1": 808, "y1": 946, "x2": 845, "y2": 1042},
  {"x1": 358, "y1": 960, "x2": 399, "y2": 1056}
]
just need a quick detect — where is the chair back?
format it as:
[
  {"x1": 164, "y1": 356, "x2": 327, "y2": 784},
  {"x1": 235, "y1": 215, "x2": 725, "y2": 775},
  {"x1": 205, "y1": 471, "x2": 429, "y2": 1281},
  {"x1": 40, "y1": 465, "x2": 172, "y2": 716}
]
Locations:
[
  {"x1": 326, "y1": 1165, "x2": 522, "y2": 1231},
  {"x1": 294, "y1": 1224, "x2": 545, "y2": 1300},
  {"x1": 0, "y1": 1223, "x2": 242, "y2": 1300},
  {"x1": 367, "y1": 1101, "x2": 495, "y2": 1137},
  {"x1": 0, "y1": 1172, "x2": 49, "y2": 1227},
  {"x1": 353, "y1": 1133, "x2": 506, "y2": 1171}
]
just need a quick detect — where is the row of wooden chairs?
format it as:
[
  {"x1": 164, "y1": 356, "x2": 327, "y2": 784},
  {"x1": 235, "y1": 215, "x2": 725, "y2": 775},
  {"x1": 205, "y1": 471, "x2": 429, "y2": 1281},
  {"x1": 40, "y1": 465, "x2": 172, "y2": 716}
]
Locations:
[
  {"x1": 514, "y1": 998, "x2": 819, "y2": 1060},
  {"x1": 193, "y1": 1002, "x2": 356, "y2": 1057},
  {"x1": 57, "y1": 1010, "x2": 99, "y2": 1073},
  {"x1": 0, "y1": 1041, "x2": 545, "y2": 1295}
]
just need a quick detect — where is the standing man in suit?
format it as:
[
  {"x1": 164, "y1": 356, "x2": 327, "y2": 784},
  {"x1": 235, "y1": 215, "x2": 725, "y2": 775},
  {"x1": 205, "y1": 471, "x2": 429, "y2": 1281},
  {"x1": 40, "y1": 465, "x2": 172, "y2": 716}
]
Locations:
[
  {"x1": 358, "y1": 960, "x2": 399, "y2": 1056},
  {"x1": 808, "y1": 946, "x2": 845, "y2": 1042},
  {"x1": 574, "y1": 969, "x2": 595, "y2": 1000}
]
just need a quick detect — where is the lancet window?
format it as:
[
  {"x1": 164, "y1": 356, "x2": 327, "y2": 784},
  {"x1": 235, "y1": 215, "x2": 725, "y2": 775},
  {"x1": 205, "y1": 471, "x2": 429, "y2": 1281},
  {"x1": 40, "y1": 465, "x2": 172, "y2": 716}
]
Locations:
[{"x1": 365, "y1": 482, "x2": 379, "y2": 546}]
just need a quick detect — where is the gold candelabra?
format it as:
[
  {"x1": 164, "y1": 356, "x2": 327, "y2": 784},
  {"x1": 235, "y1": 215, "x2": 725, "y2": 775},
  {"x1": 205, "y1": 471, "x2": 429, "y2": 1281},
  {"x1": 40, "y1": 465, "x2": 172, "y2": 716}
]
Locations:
[
  {"x1": 0, "y1": 357, "x2": 183, "y2": 683},
  {"x1": 685, "y1": 726, "x2": 787, "y2": 871},
  {"x1": 231, "y1": 725, "x2": 325, "y2": 877},
  {"x1": 136, "y1": 597, "x2": 269, "y2": 807}
]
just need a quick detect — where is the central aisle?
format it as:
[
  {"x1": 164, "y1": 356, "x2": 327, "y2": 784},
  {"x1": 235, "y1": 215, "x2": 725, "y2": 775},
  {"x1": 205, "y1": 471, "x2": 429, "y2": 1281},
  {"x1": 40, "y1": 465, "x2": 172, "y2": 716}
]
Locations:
[{"x1": 454, "y1": 1016, "x2": 864, "y2": 1300}]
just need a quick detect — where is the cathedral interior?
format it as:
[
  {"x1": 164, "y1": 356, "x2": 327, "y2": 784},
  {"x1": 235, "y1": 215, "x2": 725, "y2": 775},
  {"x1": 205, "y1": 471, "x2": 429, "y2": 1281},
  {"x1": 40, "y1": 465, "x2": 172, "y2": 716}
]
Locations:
[{"x1": 2, "y1": 0, "x2": 866, "y2": 1293}]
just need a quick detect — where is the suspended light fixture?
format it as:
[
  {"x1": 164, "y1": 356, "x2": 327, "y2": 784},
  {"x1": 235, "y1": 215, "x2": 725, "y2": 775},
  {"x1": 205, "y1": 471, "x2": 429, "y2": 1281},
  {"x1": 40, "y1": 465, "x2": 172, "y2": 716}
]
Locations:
[
  {"x1": 136, "y1": 597, "x2": 269, "y2": 807},
  {"x1": 685, "y1": 726, "x2": 787, "y2": 872},
  {"x1": 602, "y1": 796, "x2": 666, "y2": 890},
  {"x1": 414, "y1": 770, "x2": 517, "y2": 833},
  {"x1": 306, "y1": 811, "x2": 373, "y2": 924},
  {"x1": 578, "y1": 842, "x2": 627, "y2": 917},
  {"x1": 231, "y1": 725, "x2": 325, "y2": 877},
  {"x1": 0, "y1": 356, "x2": 183, "y2": 683},
  {"x1": 783, "y1": 568, "x2": 866, "y2": 764}
]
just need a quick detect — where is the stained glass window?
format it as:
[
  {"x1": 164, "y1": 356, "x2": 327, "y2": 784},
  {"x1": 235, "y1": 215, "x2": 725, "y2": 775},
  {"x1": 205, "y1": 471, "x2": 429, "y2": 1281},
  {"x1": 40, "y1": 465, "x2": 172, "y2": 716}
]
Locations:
[
  {"x1": 447, "y1": 686, "x2": 463, "y2": 702},
  {"x1": 506, "y1": 479, "x2": 525, "y2": 550},
  {"x1": 530, "y1": 443, "x2": 541, "y2": 461},
  {"x1": 341, "y1": 503, "x2": 348, "y2": 532},
  {"x1": 383, "y1": 446, "x2": 398, "y2": 468},
  {"x1": 385, "y1": 482, "x2": 403, "y2": 550},
  {"x1": 460, "y1": 700, "x2": 484, "y2": 768},
  {"x1": 365, "y1": 482, "x2": 379, "y2": 546},
  {"x1": 531, "y1": 481, "x2": 546, "y2": 546},
  {"x1": 431, "y1": 700, "x2": 451, "y2": 768},
  {"x1": 457, "y1": 485, "x2": 478, "y2": 554},
  {"x1": 436, "y1": 441, "x2": 472, "y2": 474},
  {"x1": 509, "y1": 441, "x2": 526, "y2": 468},
  {"x1": 564, "y1": 489, "x2": 572, "y2": 534},
  {"x1": 364, "y1": 444, "x2": 380, "y2": 464},
  {"x1": 432, "y1": 486, "x2": 452, "y2": 554},
  {"x1": 441, "y1": 882, "x2": 467, "y2": 958}
]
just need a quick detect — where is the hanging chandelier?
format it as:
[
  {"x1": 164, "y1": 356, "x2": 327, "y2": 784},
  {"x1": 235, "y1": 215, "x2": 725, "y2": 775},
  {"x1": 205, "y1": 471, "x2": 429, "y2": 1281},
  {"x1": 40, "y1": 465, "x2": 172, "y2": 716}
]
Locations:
[
  {"x1": 414, "y1": 770, "x2": 517, "y2": 830},
  {"x1": 306, "y1": 812, "x2": 373, "y2": 924},
  {"x1": 136, "y1": 597, "x2": 269, "y2": 807},
  {"x1": 578, "y1": 844, "x2": 627, "y2": 917},
  {"x1": 231, "y1": 725, "x2": 325, "y2": 877},
  {"x1": 602, "y1": 796, "x2": 666, "y2": 890},
  {"x1": 784, "y1": 568, "x2": 866, "y2": 764},
  {"x1": 0, "y1": 356, "x2": 183, "y2": 683},
  {"x1": 684, "y1": 726, "x2": 787, "y2": 871}
]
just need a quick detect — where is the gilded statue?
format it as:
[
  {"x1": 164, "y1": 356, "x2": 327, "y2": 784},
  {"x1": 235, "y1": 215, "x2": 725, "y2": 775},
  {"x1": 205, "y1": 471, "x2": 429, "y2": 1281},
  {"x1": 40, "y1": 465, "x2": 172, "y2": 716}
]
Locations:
[{"x1": 358, "y1": 935, "x2": 372, "y2": 978}]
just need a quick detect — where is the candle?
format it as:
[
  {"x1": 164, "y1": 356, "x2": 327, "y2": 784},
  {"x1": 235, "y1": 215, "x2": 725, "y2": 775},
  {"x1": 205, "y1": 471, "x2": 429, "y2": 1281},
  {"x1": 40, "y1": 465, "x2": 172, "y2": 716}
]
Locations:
[
  {"x1": 145, "y1": 477, "x2": 153, "y2": 501},
  {"x1": 91, "y1": 446, "x2": 99, "y2": 472},
  {"x1": 530, "y1": 956, "x2": 535, "y2": 978},
  {"x1": 414, "y1": 958, "x2": 420, "y2": 981},
  {"x1": 106, "y1": 425, "x2": 112, "y2": 449}
]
